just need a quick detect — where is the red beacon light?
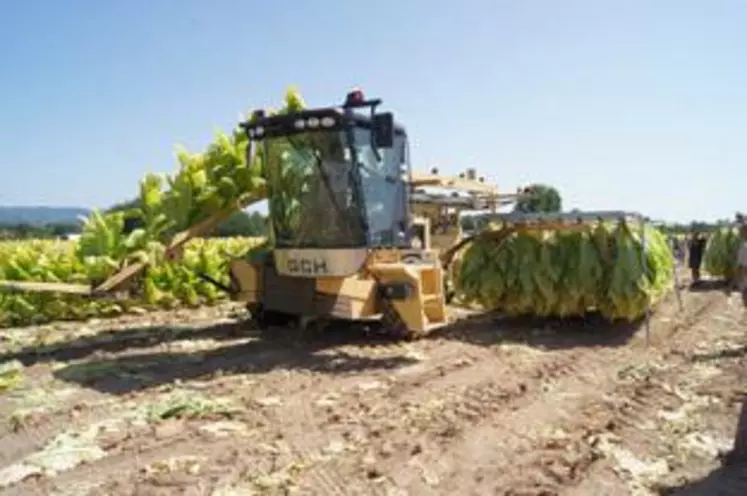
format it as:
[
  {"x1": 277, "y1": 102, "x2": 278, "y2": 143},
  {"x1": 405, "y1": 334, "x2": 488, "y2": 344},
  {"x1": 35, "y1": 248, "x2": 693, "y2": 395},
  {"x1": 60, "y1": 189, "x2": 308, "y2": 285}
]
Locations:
[{"x1": 345, "y1": 88, "x2": 366, "y2": 106}]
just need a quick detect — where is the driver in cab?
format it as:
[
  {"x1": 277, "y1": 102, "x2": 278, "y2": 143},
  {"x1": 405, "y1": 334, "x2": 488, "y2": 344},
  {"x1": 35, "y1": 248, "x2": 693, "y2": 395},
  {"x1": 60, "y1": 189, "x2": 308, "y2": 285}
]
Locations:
[{"x1": 301, "y1": 136, "x2": 361, "y2": 245}]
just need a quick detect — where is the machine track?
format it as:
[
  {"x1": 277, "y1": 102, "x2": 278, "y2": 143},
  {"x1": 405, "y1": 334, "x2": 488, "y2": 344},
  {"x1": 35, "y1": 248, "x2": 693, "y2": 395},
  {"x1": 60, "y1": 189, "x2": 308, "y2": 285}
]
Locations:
[{"x1": 0, "y1": 287, "x2": 744, "y2": 495}]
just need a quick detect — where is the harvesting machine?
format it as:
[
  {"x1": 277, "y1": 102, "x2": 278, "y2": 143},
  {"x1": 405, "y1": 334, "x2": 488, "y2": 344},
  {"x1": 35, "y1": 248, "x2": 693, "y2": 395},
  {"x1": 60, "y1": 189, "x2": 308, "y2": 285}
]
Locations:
[
  {"x1": 204, "y1": 88, "x2": 529, "y2": 338},
  {"x1": 0, "y1": 89, "x2": 654, "y2": 339}
]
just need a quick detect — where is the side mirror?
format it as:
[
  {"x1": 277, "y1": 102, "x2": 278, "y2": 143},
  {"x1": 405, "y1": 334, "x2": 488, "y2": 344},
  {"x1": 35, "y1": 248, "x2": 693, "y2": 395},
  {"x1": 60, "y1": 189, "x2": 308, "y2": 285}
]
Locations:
[{"x1": 372, "y1": 112, "x2": 394, "y2": 148}]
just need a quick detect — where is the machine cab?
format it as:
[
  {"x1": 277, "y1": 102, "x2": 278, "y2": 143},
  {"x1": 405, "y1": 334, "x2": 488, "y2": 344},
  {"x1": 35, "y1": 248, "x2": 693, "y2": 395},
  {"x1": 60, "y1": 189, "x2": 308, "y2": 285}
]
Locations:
[{"x1": 242, "y1": 90, "x2": 412, "y2": 277}]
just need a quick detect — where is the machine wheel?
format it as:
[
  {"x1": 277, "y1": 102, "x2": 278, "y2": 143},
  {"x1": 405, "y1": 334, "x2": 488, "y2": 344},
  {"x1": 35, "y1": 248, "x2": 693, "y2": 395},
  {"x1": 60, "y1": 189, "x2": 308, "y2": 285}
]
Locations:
[
  {"x1": 380, "y1": 298, "x2": 415, "y2": 341},
  {"x1": 247, "y1": 303, "x2": 296, "y2": 331},
  {"x1": 443, "y1": 256, "x2": 461, "y2": 305},
  {"x1": 291, "y1": 315, "x2": 327, "y2": 334},
  {"x1": 444, "y1": 288, "x2": 456, "y2": 305},
  {"x1": 443, "y1": 272, "x2": 456, "y2": 305}
]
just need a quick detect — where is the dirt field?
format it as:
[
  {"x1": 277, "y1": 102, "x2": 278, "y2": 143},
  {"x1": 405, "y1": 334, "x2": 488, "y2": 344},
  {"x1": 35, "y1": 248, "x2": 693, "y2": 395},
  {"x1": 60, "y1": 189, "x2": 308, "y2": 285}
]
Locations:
[{"x1": 1, "y1": 283, "x2": 746, "y2": 495}]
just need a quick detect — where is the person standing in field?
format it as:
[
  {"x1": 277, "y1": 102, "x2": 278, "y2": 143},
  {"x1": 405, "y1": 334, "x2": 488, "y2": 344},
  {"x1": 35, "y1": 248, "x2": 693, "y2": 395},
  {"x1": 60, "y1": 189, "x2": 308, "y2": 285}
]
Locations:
[
  {"x1": 672, "y1": 236, "x2": 683, "y2": 264},
  {"x1": 735, "y1": 222, "x2": 747, "y2": 307},
  {"x1": 677, "y1": 237, "x2": 686, "y2": 264},
  {"x1": 669, "y1": 236, "x2": 678, "y2": 262},
  {"x1": 688, "y1": 231, "x2": 707, "y2": 286},
  {"x1": 722, "y1": 222, "x2": 747, "y2": 466}
]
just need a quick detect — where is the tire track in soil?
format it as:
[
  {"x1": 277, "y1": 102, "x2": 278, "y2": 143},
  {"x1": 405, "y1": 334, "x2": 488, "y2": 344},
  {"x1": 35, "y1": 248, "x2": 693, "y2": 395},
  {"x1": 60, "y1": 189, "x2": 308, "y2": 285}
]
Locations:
[
  {"x1": 287, "y1": 333, "x2": 600, "y2": 485},
  {"x1": 8, "y1": 396, "x2": 305, "y2": 496},
  {"x1": 3, "y1": 291, "x2": 722, "y2": 495},
  {"x1": 194, "y1": 334, "x2": 523, "y2": 494},
  {"x1": 475, "y1": 366, "x2": 681, "y2": 496},
  {"x1": 46, "y1": 333, "x2": 553, "y2": 493},
  {"x1": 444, "y1": 292, "x2": 725, "y2": 496},
  {"x1": 0, "y1": 388, "x2": 114, "y2": 467},
  {"x1": 161, "y1": 291, "x2": 720, "y2": 495},
  {"x1": 291, "y1": 350, "x2": 621, "y2": 492},
  {"x1": 354, "y1": 347, "x2": 622, "y2": 495},
  {"x1": 20, "y1": 432, "x2": 243, "y2": 496},
  {"x1": 568, "y1": 297, "x2": 747, "y2": 496},
  {"x1": 1, "y1": 317, "x2": 505, "y2": 495},
  {"x1": 267, "y1": 341, "x2": 524, "y2": 495},
  {"x1": 336, "y1": 291, "x2": 723, "y2": 495},
  {"x1": 0, "y1": 366, "x2": 263, "y2": 470}
]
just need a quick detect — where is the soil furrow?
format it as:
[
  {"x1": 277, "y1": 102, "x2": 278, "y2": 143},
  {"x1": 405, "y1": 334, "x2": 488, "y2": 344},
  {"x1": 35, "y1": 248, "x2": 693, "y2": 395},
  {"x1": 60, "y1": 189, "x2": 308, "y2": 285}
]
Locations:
[{"x1": 1, "y1": 287, "x2": 743, "y2": 496}]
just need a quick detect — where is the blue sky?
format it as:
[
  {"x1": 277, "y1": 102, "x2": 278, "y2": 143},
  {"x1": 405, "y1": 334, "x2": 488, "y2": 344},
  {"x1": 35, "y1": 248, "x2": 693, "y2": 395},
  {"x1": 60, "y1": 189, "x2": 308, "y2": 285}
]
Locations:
[{"x1": 1, "y1": 0, "x2": 745, "y2": 223}]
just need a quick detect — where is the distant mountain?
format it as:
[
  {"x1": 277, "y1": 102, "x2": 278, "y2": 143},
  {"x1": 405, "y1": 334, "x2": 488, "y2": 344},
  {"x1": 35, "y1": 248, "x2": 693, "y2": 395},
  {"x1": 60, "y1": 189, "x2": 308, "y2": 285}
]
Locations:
[{"x1": 0, "y1": 206, "x2": 91, "y2": 226}]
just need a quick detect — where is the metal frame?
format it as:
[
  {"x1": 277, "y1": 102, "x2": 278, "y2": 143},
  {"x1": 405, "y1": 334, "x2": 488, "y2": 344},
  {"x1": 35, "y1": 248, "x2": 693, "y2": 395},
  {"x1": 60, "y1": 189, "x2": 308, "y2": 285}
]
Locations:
[
  {"x1": 490, "y1": 210, "x2": 646, "y2": 225},
  {"x1": 241, "y1": 108, "x2": 408, "y2": 141},
  {"x1": 407, "y1": 171, "x2": 524, "y2": 214},
  {"x1": 409, "y1": 191, "x2": 516, "y2": 211}
]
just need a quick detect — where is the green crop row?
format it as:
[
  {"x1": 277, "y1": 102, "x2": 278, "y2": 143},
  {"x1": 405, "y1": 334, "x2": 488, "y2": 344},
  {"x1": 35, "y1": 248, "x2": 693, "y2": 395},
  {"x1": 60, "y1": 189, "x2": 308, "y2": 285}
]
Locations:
[{"x1": 0, "y1": 237, "x2": 265, "y2": 327}]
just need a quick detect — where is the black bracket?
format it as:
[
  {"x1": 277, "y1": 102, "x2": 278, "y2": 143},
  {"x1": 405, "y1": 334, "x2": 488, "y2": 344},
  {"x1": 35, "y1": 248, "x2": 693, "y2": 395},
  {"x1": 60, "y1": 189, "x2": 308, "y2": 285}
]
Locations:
[{"x1": 379, "y1": 283, "x2": 413, "y2": 300}]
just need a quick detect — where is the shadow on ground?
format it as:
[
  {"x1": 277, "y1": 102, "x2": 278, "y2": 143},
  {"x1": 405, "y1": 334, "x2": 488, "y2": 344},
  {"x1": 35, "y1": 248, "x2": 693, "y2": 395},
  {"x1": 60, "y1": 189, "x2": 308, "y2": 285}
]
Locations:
[
  {"x1": 10, "y1": 310, "x2": 653, "y2": 396},
  {"x1": 690, "y1": 344, "x2": 747, "y2": 363},
  {"x1": 658, "y1": 398, "x2": 747, "y2": 495},
  {"x1": 3, "y1": 305, "x2": 650, "y2": 372},
  {"x1": 658, "y1": 463, "x2": 747, "y2": 495},
  {"x1": 433, "y1": 284, "x2": 727, "y2": 352},
  {"x1": 429, "y1": 309, "x2": 645, "y2": 351},
  {"x1": 1, "y1": 311, "x2": 420, "y2": 366},
  {"x1": 0, "y1": 321, "x2": 250, "y2": 367},
  {"x1": 34, "y1": 310, "x2": 646, "y2": 395},
  {"x1": 51, "y1": 323, "x2": 419, "y2": 395},
  {"x1": 9, "y1": 290, "x2": 708, "y2": 395},
  {"x1": 5, "y1": 263, "x2": 709, "y2": 369},
  {"x1": 688, "y1": 279, "x2": 730, "y2": 292}
]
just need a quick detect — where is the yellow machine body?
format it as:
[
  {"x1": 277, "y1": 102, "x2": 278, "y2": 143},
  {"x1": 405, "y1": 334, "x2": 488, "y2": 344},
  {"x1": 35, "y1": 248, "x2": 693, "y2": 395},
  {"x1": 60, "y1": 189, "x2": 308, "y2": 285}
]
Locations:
[
  {"x1": 229, "y1": 242, "x2": 448, "y2": 336},
  {"x1": 227, "y1": 167, "x2": 522, "y2": 338}
]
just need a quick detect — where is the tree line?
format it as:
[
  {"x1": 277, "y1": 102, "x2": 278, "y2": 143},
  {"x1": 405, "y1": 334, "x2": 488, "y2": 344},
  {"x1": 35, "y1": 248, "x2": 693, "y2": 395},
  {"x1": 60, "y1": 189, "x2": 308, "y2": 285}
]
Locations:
[
  {"x1": 0, "y1": 208, "x2": 269, "y2": 240},
  {"x1": 0, "y1": 222, "x2": 82, "y2": 240},
  {"x1": 0, "y1": 183, "x2": 733, "y2": 240}
]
